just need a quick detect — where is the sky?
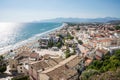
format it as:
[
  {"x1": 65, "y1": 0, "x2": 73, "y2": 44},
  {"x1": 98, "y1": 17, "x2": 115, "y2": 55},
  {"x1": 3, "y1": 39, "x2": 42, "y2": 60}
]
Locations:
[{"x1": 0, "y1": 0, "x2": 120, "y2": 22}]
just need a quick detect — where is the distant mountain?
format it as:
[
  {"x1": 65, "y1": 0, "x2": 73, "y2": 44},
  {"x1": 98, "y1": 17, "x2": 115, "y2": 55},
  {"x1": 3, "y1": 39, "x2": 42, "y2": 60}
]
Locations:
[
  {"x1": 107, "y1": 20, "x2": 120, "y2": 25},
  {"x1": 40, "y1": 17, "x2": 120, "y2": 23}
]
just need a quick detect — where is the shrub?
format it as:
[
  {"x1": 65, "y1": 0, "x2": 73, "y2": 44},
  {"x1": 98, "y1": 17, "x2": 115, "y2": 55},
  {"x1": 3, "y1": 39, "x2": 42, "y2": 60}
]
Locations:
[
  {"x1": 115, "y1": 25, "x2": 120, "y2": 30},
  {"x1": 78, "y1": 40, "x2": 83, "y2": 45},
  {"x1": 64, "y1": 48, "x2": 71, "y2": 58},
  {"x1": 55, "y1": 40, "x2": 63, "y2": 48},
  {"x1": 0, "y1": 65, "x2": 7, "y2": 73},
  {"x1": 86, "y1": 49, "x2": 120, "y2": 73},
  {"x1": 12, "y1": 76, "x2": 29, "y2": 80},
  {"x1": 48, "y1": 41, "x2": 54, "y2": 48},
  {"x1": 0, "y1": 56, "x2": 7, "y2": 73}
]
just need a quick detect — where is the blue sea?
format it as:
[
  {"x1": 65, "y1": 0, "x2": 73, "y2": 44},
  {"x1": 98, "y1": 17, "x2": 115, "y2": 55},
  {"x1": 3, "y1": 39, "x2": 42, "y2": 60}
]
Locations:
[{"x1": 0, "y1": 22, "x2": 63, "y2": 53}]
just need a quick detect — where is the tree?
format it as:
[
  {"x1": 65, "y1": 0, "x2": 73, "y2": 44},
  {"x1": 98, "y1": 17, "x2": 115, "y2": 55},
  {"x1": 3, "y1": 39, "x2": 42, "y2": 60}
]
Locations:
[
  {"x1": 12, "y1": 76, "x2": 29, "y2": 80},
  {"x1": 115, "y1": 25, "x2": 120, "y2": 30},
  {"x1": 78, "y1": 40, "x2": 83, "y2": 45},
  {"x1": 0, "y1": 65, "x2": 7, "y2": 73},
  {"x1": 0, "y1": 56, "x2": 7, "y2": 73},
  {"x1": 0, "y1": 56, "x2": 4, "y2": 61},
  {"x1": 57, "y1": 34, "x2": 64, "y2": 39},
  {"x1": 48, "y1": 41, "x2": 54, "y2": 48},
  {"x1": 114, "y1": 49, "x2": 120, "y2": 60},
  {"x1": 65, "y1": 52, "x2": 71, "y2": 58},
  {"x1": 56, "y1": 42, "x2": 62, "y2": 48},
  {"x1": 81, "y1": 69, "x2": 100, "y2": 80},
  {"x1": 64, "y1": 48, "x2": 71, "y2": 58},
  {"x1": 65, "y1": 33, "x2": 74, "y2": 40},
  {"x1": 89, "y1": 60, "x2": 103, "y2": 70},
  {"x1": 76, "y1": 26, "x2": 80, "y2": 30},
  {"x1": 82, "y1": 49, "x2": 120, "y2": 79}
]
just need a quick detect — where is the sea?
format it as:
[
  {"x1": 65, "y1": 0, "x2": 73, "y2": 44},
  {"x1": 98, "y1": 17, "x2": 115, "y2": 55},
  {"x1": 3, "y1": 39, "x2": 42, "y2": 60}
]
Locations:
[{"x1": 0, "y1": 22, "x2": 63, "y2": 54}]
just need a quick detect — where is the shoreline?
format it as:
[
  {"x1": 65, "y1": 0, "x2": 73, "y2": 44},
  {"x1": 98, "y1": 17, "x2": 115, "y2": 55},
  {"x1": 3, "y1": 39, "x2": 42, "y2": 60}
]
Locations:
[{"x1": 0, "y1": 23, "x2": 66, "y2": 57}]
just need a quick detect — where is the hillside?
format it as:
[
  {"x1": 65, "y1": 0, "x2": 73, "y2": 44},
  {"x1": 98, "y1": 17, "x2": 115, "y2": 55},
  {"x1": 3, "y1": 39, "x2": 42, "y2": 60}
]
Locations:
[
  {"x1": 89, "y1": 68, "x2": 120, "y2": 80},
  {"x1": 80, "y1": 49, "x2": 120, "y2": 80},
  {"x1": 107, "y1": 20, "x2": 120, "y2": 25}
]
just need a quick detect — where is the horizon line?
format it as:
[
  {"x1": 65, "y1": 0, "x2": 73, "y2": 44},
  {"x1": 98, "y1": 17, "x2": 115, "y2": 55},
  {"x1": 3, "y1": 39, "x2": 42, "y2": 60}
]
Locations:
[{"x1": 0, "y1": 16, "x2": 120, "y2": 23}]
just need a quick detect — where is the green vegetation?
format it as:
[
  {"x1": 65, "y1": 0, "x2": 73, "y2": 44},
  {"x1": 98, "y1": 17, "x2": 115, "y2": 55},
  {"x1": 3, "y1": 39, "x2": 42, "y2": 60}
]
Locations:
[
  {"x1": 115, "y1": 25, "x2": 120, "y2": 30},
  {"x1": 47, "y1": 34, "x2": 64, "y2": 48},
  {"x1": 64, "y1": 48, "x2": 71, "y2": 58},
  {"x1": 76, "y1": 26, "x2": 80, "y2": 30},
  {"x1": 0, "y1": 56, "x2": 4, "y2": 60},
  {"x1": 55, "y1": 41, "x2": 63, "y2": 48},
  {"x1": 0, "y1": 65, "x2": 6, "y2": 73},
  {"x1": 48, "y1": 39, "x2": 63, "y2": 48},
  {"x1": 87, "y1": 50, "x2": 120, "y2": 72},
  {"x1": 48, "y1": 41, "x2": 54, "y2": 48},
  {"x1": 76, "y1": 28, "x2": 80, "y2": 30},
  {"x1": 12, "y1": 76, "x2": 29, "y2": 80},
  {"x1": 88, "y1": 68, "x2": 120, "y2": 80},
  {"x1": 80, "y1": 49, "x2": 120, "y2": 80},
  {"x1": 0, "y1": 56, "x2": 7, "y2": 73},
  {"x1": 67, "y1": 33, "x2": 74, "y2": 40},
  {"x1": 80, "y1": 69, "x2": 100, "y2": 80},
  {"x1": 78, "y1": 40, "x2": 83, "y2": 45},
  {"x1": 71, "y1": 48, "x2": 76, "y2": 55},
  {"x1": 57, "y1": 34, "x2": 64, "y2": 39}
]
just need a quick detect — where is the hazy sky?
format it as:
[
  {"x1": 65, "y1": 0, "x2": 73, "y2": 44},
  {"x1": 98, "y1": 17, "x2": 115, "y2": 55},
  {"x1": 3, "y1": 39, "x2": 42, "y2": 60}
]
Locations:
[{"x1": 0, "y1": 0, "x2": 120, "y2": 22}]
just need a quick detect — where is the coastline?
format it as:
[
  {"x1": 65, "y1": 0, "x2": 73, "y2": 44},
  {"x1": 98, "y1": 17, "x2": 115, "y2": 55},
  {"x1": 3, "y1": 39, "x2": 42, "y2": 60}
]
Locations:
[{"x1": 0, "y1": 23, "x2": 66, "y2": 57}]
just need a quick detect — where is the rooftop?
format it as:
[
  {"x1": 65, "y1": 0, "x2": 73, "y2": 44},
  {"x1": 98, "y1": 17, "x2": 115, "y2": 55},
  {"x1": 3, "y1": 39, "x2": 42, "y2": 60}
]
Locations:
[
  {"x1": 41, "y1": 55, "x2": 82, "y2": 79},
  {"x1": 30, "y1": 61, "x2": 49, "y2": 70},
  {"x1": 29, "y1": 52, "x2": 39, "y2": 58}
]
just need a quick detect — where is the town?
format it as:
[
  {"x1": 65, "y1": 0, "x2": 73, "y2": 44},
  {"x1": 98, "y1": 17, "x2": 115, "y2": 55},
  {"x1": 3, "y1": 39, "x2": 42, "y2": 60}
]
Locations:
[{"x1": 0, "y1": 22, "x2": 120, "y2": 80}]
